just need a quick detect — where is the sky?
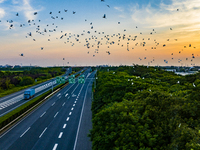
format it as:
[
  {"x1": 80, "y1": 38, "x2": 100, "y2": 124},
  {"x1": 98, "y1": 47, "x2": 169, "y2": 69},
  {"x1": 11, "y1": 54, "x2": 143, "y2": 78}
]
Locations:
[{"x1": 0, "y1": 0, "x2": 200, "y2": 67}]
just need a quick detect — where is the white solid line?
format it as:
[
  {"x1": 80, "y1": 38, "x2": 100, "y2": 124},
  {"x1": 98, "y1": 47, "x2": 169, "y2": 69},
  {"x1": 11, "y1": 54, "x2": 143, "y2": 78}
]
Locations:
[
  {"x1": 71, "y1": 107, "x2": 74, "y2": 110},
  {"x1": 63, "y1": 124, "x2": 67, "y2": 129},
  {"x1": 66, "y1": 117, "x2": 70, "y2": 121},
  {"x1": 62, "y1": 102, "x2": 65, "y2": 106},
  {"x1": 71, "y1": 83, "x2": 79, "y2": 94},
  {"x1": 53, "y1": 143, "x2": 58, "y2": 150},
  {"x1": 52, "y1": 102, "x2": 55, "y2": 106},
  {"x1": 73, "y1": 80, "x2": 91, "y2": 150},
  {"x1": 20, "y1": 127, "x2": 30, "y2": 138},
  {"x1": 40, "y1": 112, "x2": 46, "y2": 118},
  {"x1": 58, "y1": 132, "x2": 63, "y2": 138},
  {"x1": 64, "y1": 83, "x2": 76, "y2": 94},
  {"x1": 54, "y1": 112, "x2": 59, "y2": 118},
  {"x1": 39, "y1": 127, "x2": 47, "y2": 138},
  {"x1": 69, "y1": 112, "x2": 72, "y2": 115}
]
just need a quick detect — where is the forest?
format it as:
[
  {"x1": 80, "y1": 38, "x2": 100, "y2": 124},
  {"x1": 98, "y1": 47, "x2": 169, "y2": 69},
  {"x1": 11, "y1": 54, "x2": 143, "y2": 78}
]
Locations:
[
  {"x1": 0, "y1": 67, "x2": 83, "y2": 97},
  {"x1": 90, "y1": 65, "x2": 200, "y2": 150}
]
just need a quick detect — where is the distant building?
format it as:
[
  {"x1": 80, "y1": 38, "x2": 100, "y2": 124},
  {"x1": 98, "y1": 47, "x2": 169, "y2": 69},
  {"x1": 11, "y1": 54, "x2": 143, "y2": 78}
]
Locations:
[
  {"x1": 165, "y1": 69, "x2": 176, "y2": 72},
  {"x1": 4, "y1": 64, "x2": 13, "y2": 68},
  {"x1": 14, "y1": 65, "x2": 21, "y2": 68}
]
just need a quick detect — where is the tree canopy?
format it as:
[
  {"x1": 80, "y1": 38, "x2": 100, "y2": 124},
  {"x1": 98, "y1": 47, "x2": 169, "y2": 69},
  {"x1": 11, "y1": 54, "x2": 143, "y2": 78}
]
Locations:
[{"x1": 90, "y1": 65, "x2": 200, "y2": 150}]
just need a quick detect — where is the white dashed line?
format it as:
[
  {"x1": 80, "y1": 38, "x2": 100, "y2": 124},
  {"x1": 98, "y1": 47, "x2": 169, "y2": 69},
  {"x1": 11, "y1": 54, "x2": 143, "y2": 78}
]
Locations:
[
  {"x1": 53, "y1": 143, "x2": 58, "y2": 150},
  {"x1": 58, "y1": 132, "x2": 63, "y2": 138},
  {"x1": 69, "y1": 112, "x2": 72, "y2": 115},
  {"x1": 40, "y1": 112, "x2": 46, "y2": 118},
  {"x1": 65, "y1": 93, "x2": 68, "y2": 97},
  {"x1": 54, "y1": 112, "x2": 59, "y2": 118},
  {"x1": 52, "y1": 102, "x2": 55, "y2": 106},
  {"x1": 74, "y1": 101, "x2": 76, "y2": 103},
  {"x1": 73, "y1": 104, "x2": 75, "y2": 106},
  {"x1": 20, "y1": 127, "x2": 30, "y2": 138},
  {"x1": 66, "y1": 117, "x2": 70, "y2": 121},
  {"x1": 39, "y1": 127, "x2": 47, "y2": 138},
  {"x1": 62, "y1": 102, "x2": 65, "y2": 106},
  {"x1": 63, "y1": 124, "x2": 67, "y2": 129},
  {"x1": 71, "y1": 107, "x2": 74, "y2": 110}
]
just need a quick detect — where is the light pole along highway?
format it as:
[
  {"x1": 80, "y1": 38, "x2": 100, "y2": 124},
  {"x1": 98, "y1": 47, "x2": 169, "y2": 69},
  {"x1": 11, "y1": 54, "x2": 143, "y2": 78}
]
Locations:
[{"x1": 0, "y1": 68, "x2": 95, "y2": 150}]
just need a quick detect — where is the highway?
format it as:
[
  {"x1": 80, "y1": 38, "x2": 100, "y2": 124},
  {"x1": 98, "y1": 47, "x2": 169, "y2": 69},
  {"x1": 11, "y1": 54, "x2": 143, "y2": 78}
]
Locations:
[
  {"x1": 0, "y1": 68, "x2": 84, "y2": 117},
  {"x1": 0, "y1": 68, "x2": 94, "y2": 150}
]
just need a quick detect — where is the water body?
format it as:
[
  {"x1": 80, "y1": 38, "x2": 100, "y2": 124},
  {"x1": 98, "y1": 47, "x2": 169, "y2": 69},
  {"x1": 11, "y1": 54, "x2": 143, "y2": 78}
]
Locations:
[{"x1": 175, "y1": 71, "x2": 198, "y2": 76}]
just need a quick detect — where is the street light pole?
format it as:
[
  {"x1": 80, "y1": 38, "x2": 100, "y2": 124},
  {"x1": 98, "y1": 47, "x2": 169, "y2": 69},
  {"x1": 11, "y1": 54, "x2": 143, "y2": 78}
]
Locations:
[{"x1": 52, "y1": 78, "x2": 54, "y2": 92}]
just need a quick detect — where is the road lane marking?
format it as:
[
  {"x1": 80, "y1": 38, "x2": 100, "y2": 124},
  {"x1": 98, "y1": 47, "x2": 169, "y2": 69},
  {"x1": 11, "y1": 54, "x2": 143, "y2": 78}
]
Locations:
[
  {"x1": 66, "y1": 117, "x2": 70, "y2": 121},
  {"x1": 62, "y1": 102, "x2": 65, "y2": 106},
  {"x1": 69, "y1": 112, "x2": 72, "y2": 115},
  {"x1": 54, "y1": 112, "x2": 59, "y2": 118},
  {"x1": 58, "y1": 132, "x2": 63, "y2": 138},
  {"x1": 71, "y1": 83, "x2": 79, "y2": 94},
  {"x1": 52, "y1": 102, "x2": 55, "y2": 106},
  {"x1": 76, "y1": 98, "x2": 78, "y2": 100},
  {"x1": 67, "y1": 96, "x2": 70, "y2": 99},
  {"x1": 64, "y1": 83, "x2": 76, "y2": 94},
  {"x1": 71, "y1": 107, "x2": 74, "y2": 110},
  {"x1": 20, "y1": 127, "x2": 30, "y2": 138},
  {"x1": 39, "y1": 127, "x2": 47, "y2": 138},
  {"x1": 40, "y1": 112, "x2": 46, "y2": 118},
  {"x1": 53, "y1": 143, "x2": 58, "y2": 150},
  {"x1": 72, "y1": 94, "x2": 77, "y2": 97},
  {"x1": 65, "y1": 93, "x2": 68, "y2": 97},
  {"x1": 74, "y1": 101, "x2": 76, "y2": 103},
  {"x1": 73, "y1": 80, "x2": 91, "y2": 150},
  {"x1": 57, "y1": 93, "x2": 61, "y2": 97},
  {"x1": 63, "y1": 124, "x2": 67, "y2": 129},
  {"x1": 73, "y1": 104, "x2": 75, "y2": 106}
]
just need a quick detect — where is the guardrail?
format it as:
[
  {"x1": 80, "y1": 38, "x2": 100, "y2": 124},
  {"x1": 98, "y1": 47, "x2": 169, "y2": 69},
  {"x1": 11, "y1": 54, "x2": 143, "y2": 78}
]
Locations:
[{"x1": 0, "y1": 68, "x2": 87, "y2": 134}]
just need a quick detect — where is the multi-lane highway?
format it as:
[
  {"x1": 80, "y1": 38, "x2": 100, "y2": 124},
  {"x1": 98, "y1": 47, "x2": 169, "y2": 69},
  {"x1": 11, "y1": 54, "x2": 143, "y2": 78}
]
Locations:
[
  {"x1": 0, "y1": 68, "x2": 95, "y2": 150},
  {"x1": 0, "y1": 68, "x2": 84, "y2": 117}
]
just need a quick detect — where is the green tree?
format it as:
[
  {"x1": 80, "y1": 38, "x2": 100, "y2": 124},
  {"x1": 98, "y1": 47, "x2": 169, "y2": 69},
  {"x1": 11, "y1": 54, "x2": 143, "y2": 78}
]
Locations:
[{"x1": 20, "y1": 76, "x2": 34, "y2": 86}]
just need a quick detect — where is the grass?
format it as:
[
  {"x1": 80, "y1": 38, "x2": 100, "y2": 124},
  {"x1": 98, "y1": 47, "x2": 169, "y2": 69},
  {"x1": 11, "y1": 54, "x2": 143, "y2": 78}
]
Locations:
[
  {"x1": 0, "y1": 69, "x2": 86, "y2": 130},
  {"x1": 0, "y1": 74, "x2": 65, "y2": 98},
  {"x1": 0, "y1": 82, "x2": 67, "y2": 130},
  {"x1": 1, "y1": 71, "x2": 24, "y2": 72}
]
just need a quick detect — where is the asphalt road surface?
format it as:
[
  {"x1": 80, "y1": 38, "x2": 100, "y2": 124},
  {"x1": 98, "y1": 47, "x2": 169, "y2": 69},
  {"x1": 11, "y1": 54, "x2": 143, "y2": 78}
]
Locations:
[
  {"x1": 0, "y1": 68, "x2": 84, "y2": 117},
  {"x1": 0, "y1": 69, "x2": 95, "y2": 150}
]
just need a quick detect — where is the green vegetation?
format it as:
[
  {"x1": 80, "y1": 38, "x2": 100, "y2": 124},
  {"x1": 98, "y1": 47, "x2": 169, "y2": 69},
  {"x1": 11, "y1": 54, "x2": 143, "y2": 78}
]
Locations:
[
  {"x1": 0, "y1": 67, "x2": 85, "y2": 130},
  {"x1": 0, "y1": 81, "x2": 66, "y2": 130},
  {"x1": 90, "y1": 65, "x2": 200, "y2": 150},
  {"x1": 0, "y1": 67, "x2": 83, "y2": 98}
]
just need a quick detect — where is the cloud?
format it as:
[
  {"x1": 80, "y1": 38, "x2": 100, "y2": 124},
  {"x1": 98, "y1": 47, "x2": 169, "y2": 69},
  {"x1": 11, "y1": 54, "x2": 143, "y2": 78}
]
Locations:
[
  {"x1": 0, "y1": 0, "x2": 6, "y2": 3},
  {"x1": 114, "y1": 6, "x2": 124, "y2": 12},
  {"x1": 12, "y1": 0, "x2": 19, "y2": 4},
  {"x1": 0, "y1": 8, "x2": 5, "y2": 18},
  {"x1": 22, "y1": 0, "x2": 37, "y2": 20},
  {"x1": 131, "y1": 0, "x2": 200, "y2": 31}
]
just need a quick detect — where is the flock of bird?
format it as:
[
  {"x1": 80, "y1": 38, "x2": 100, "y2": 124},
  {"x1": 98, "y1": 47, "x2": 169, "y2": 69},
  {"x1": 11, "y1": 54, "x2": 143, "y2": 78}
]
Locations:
[{"x1": 1, "y1": 0, "x2": 198, "y2": 66}]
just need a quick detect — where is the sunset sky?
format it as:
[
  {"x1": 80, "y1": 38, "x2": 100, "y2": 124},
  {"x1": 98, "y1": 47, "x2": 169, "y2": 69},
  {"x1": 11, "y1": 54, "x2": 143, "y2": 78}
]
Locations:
[{"x1": 0, "y1": 0, "x2": 200, "y2": 67}]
